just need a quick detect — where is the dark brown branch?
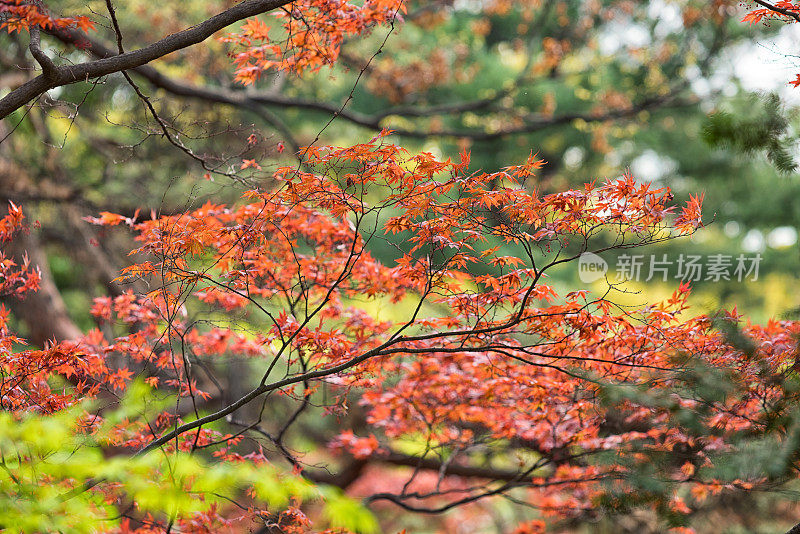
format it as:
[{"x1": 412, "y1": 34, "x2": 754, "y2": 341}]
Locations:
[
  {"x1": 753, "y1": 0, "x2": 800, "y2": 22},
  {"x1": 305, "y1": 450, "x2": 532, "y2": 488},
  {"x1": 28, "y1": 26, "x2": 57, "y2": 81},
  {"x1": 0, "y1": 0, "x2": 293, "y2": 119},
  {"x1": 374, "y1": 450, "x2": 529, "y2": 482},
  {"x1": 136, "y1": 328, "x2": 408, "y2": 456},
  {"x1": 232, "y1": 416, "x2": 528, "y2": 486}
]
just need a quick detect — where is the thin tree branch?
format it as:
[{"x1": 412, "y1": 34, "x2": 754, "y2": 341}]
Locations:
[
  {"x1": 753, "y1": 0, "x2": 800, "y2": 22},
  {"x1": 103, "y1": 0, "x2": 239, "y2": 177}
]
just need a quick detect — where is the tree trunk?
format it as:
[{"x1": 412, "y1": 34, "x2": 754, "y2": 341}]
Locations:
[{"x1": 7, "y1": 228, "x2": 82, "y2": 347}]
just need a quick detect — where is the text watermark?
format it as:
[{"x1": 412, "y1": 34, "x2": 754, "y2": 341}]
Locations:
[{"x1": 578, "y1": 253, "x2": 761, "y2": 284}]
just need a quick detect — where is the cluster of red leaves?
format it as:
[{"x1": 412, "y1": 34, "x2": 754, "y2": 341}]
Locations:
[
  {"x1": 742, "y1": 1, "x2": 800, "y2": 25},
  {"x1": 1, "y1": 0, "x2": 794, "y2": 530},
  {"x1": 0, "y1": 204, "x2": 104, "y2": 413},
  {"x1": 329, "y1": 430, "x2": 380, "y2": 459},
  {"x1": 221, "y1": 0, "x2": 405, "y2": 83},
  {"x1": 0, "y1": 139, "x2": 785, "y2": 533},
  {"x1": 0, "y1": 206, "x2": 260, "y2": 532},
  {"x1": 78, "y1": 134, "x2": 748, "y2": 530},
  {"x1": 5, "y1": 130, "x2": 788, "y2": 531},
  {"x1": 0, "y1": 0, "x2": 94, "y2": 34},
  {"x1": 0, "y1": 201, "x2": 39, "y2": 299},
  {"x1": 360, "y1": 291, "x2": 800, "y2": 521}
]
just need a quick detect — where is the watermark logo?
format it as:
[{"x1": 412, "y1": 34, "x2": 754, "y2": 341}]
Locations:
[{"x1": 578, "y1": 252, "x2": 609, "y2": 283}]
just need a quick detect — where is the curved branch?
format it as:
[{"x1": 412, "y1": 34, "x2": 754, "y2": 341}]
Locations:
[
  {"x1": 28, "y1": 26, "x2": 57, "y2": 81},
  {"x1": 0, "y1": 0, "x2": 293, "y2": 119},
  {"x1": 753, "y1": 0, "x2": 800, "y2": 22}
]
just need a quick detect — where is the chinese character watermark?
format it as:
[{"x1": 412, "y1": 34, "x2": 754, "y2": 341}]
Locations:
[{"x1": 578, "y1": 253, "x2": 761, "y2": 283}]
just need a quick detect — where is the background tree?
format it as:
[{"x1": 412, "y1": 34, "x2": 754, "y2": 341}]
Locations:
[{"x1": 2, "y1": 0, "x2": 800, "y2": 532}]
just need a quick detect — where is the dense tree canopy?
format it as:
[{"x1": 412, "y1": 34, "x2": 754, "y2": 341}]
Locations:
[{"x1": 2, "y1": 1, "x2": 800, "y2": 533}]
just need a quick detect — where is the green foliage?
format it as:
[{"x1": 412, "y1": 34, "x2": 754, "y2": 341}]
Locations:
[
  {"x1": 703, "y1": 93, "x2": 798, "y2": 174},
  {"x1": 321, "y1": 487, "x2": 380, "y2": 534},
  {"x1": 0, "y1": 381, "x2": 373, "y2": 533}
]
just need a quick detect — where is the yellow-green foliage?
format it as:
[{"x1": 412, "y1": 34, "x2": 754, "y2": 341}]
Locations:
[{"x1": 0, "y1": 382, "x2": 377, "y2": 533}]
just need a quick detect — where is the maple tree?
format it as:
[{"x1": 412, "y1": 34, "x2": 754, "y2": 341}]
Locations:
[{"x1": 2, "y1": 1, "x2": 800, "y2": 533}]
